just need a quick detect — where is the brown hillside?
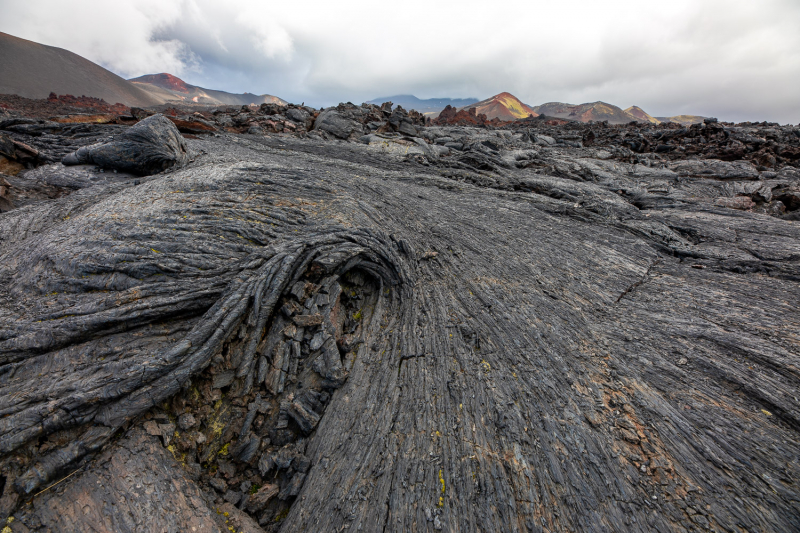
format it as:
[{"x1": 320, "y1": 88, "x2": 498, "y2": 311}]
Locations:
[
  {"x1": 462, "y1": 92, "x2": 539, "y2": 121},
  {"x1": 624, "y1": 105, "x2": 661, "y2": 124},
  {"x1": 0, "y1": 32, "x2": 161, "y2": 107},
  {"x1": 533, "y1": 101, "x2": 638, "y2": 124}
]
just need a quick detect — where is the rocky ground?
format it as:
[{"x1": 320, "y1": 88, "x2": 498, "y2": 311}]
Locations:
[
  {"x1": 0, "y1": 98, "x2": 798, "y2": 532},
  {"x1": 0, "y1": 93, "x2": 131, "y2": 120}
]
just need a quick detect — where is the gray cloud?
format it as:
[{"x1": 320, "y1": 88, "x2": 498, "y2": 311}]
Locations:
[{"x1": 2, "y1": 0, "x2": 799, "y2": 122}]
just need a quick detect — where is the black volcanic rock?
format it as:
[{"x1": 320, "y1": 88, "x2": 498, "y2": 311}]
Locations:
[
  {"x1": 0, "y1": 104, "x2": 798, "y2": 532},
  {"x1": 311, "y1": 101, "x2": 425, "y2": 140},
  {"x1": 61, "y1": 113, "x2": 188, "y2": 175},
  {"x1": 312, "y1": 107, "x2": 364, "y2": 139}
]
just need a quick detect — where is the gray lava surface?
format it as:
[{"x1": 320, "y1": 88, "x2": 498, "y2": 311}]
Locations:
[{"x1": 0, "y1": 118, "x2": 799, "y2": 532}]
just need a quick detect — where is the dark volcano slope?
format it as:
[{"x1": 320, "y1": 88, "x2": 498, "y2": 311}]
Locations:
[
  {"x1": 0, "y1": 32, "x2": 161, "y2": 107},
  {"x1": 0, "y1": 130, "x2": 798, "y2": 532}
]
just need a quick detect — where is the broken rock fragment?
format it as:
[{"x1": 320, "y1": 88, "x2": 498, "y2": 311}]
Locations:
[
  {"x1": 246, "y1": 483, "x2": 279, "y2": 513},
  {"x1": 313, "y1": 108, "x2": 363, "y2": 140},
  {"x1": 293, "y1": 313, "x2": 323, "y2": 327}
]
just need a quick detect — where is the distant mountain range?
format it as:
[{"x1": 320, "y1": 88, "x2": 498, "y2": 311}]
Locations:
[
  {"x1": 369, "y1": 91, "x2": 705, "y2": 125},
  {"x1": 129, "y1": 73, "x2": 285, "y2": 107},
  {"x1": 366, "y1": 95, "x2": 479, "y2": 114}
]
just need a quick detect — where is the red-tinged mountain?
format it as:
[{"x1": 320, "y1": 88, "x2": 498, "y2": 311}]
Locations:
[
  {"x1": 129, "y1": 73, "x2": 286, "y2": 107},
  {"x1": 461, "y1": 92, "x2": 539, "y2": 121},
  {"x1": 133, "y1": 73, "x2": 191, "y2": 93}
]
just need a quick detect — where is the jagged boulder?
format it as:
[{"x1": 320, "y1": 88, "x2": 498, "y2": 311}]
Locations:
[
  {"x1": 433, "y1": 105, "x2": 491, "y2": 126},
  {"x1": 313, "y1": 102, "x2": 426, "y2": 140},
  {"x1": 62, "y1": 113, "x2": 188, "y2": 175},
  {"x1": 313, "y1": 107, "x2": 365, "y2": 140},
  {"x1": 286, "y1": 107, "x2": 311, "y2": 126}
]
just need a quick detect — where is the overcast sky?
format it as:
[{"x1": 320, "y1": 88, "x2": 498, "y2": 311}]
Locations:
[{"x1": 2, "y1": 0, "x2": 799, "y2": 122}]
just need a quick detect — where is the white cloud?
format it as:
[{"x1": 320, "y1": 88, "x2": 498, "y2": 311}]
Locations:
[
  {"x1": 0, "y1": 0, "x2": 196, "y2": 76},
  {"x1": 234, "y1": 9, "x2": 293, "y2": 60},
  {"x1": 1, "y1": 0, "x2": 799, "y2": 122}
]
